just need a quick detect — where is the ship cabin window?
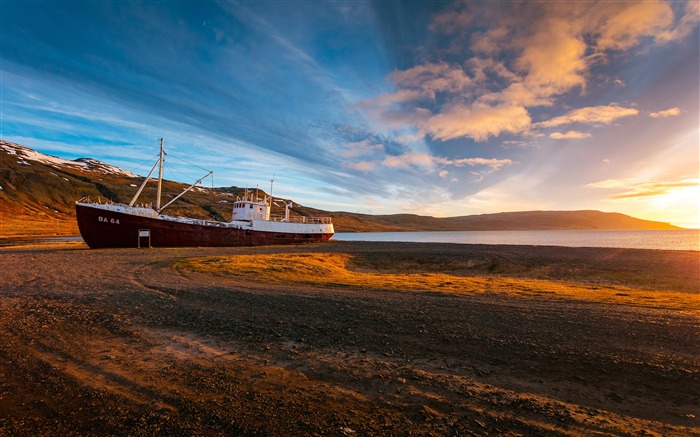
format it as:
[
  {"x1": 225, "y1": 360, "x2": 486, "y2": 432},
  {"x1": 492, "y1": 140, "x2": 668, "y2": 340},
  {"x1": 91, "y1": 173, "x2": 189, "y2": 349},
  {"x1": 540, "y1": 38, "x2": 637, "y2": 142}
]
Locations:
[{"x1": 249, "y1": 204, "x2": 253, "y2": 209}]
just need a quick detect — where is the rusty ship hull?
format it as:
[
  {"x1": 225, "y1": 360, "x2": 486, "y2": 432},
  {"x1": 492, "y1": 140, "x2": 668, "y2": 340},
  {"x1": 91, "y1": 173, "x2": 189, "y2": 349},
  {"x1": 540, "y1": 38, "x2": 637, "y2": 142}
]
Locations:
[{"x1": 76, "y1": 203, "x2": 334, "y2": 249}]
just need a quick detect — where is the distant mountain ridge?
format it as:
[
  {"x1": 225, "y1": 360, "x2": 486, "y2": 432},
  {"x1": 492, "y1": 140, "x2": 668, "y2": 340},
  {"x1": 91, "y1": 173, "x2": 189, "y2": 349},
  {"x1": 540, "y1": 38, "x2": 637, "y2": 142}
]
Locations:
[
  {"x1": 445, "y1": 210, "x2": 679, "y2": 231},
  {"x1": 307, "y1": 209, "x2": 681, "y2": 232},
  {"x1": 0, "y1": 140, "x2": 682, "y2": 238}
]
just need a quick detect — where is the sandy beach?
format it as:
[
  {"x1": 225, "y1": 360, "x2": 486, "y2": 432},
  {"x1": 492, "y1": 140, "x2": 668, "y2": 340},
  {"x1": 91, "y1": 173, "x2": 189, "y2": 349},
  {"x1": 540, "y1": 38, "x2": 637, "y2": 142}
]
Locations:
[{"x1": 1, "y1": 240, "x2": 698, "y2": 435}]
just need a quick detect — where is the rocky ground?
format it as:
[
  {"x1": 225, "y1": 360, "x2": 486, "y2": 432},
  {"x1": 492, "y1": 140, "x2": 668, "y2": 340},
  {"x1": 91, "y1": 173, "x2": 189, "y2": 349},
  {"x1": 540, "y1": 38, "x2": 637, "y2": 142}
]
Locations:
[{"x1": 0, "y1": 241, "x2": 698, "y2": 436}]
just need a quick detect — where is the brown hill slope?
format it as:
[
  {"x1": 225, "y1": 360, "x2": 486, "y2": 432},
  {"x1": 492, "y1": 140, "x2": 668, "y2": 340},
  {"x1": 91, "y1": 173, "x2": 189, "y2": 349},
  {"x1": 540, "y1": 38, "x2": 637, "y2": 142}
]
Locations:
[
  {"x1": 310, "y1": 210, "x2": 680, "y2": 232},
  {"x1": 0, "y1": 140, "x2": 681, "y2": 238},
  {"x1": 440, "y1": 210, "x2": 680, "y2": 231}
]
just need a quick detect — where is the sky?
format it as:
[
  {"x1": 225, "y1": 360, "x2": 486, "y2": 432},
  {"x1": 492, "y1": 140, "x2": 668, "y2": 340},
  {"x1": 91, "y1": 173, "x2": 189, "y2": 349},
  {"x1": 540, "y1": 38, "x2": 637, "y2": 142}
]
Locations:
[{"x1": 1, "y1": 1, "x2": 699, "y2": 227}]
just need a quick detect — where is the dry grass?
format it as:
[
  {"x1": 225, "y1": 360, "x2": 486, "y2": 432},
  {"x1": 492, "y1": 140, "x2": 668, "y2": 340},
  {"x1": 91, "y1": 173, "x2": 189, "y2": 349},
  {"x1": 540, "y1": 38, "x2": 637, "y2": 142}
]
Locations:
[
  {"x1": 174, "y1": 253, "x2": 699, "y2": 313},
  {"x1": 0, "y1": 214, "x2": 78, "y2": 238}
]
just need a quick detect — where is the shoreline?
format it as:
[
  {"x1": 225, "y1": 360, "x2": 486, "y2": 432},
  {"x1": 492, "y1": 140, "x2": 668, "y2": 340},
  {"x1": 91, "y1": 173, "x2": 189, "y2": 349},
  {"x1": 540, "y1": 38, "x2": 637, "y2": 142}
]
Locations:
[
  {"x1": 334, "y1": 229, "x2": 700, "y2": 251},
  {"x1": 2, "y1": 228, "x2": 699, "y2": 252}
]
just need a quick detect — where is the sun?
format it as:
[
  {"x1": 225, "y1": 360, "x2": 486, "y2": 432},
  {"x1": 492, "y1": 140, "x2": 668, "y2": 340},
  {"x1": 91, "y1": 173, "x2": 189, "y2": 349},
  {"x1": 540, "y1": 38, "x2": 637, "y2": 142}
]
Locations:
[{"x1": 649, "y1": 184, "x2": 700, "y2": 228}]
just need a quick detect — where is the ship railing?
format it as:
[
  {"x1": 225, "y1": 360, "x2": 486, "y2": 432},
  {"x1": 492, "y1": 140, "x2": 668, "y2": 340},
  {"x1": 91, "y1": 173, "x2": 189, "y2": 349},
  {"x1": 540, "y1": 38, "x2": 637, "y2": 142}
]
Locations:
[
  {"x1": 76, "y1": 196, "x2": 113, "y2": 205},
  {"x1": 161, "y1": 215, "x2": 233, "y2": 228},
  {"x1": 268, "y1": 214, "x2": 332, "y2": 224}
]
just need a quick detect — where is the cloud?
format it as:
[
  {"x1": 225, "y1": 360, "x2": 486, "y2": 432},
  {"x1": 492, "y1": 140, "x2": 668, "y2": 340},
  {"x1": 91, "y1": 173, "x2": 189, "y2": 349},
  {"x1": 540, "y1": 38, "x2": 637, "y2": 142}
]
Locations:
[
  {"x1": 550, "y1": 131, "x2": 591, "y2": 140},
  {"x1": 392, "y1": 63, "x2": 474, "y2": 95},
  {"x1": 594, "y1": 0, "x2": 674, "y2": 50},
  {"x1": 649, "y1": 107, "x2": 682, "y2": 118},
  {"x1": 340, "y1": 139, "x2": 385, "y2": 158},
  {"x1": 587, "y1": 178, "x2": 638, "y2": 189},
  {"x1": 587, "y1": 177, "x2": 699, "y2": 200},
  {"x1": 536, "y1": 105, "x2": 639, "y2": 128},
  {"x1": 436, "y1": 156, "x2": 514, "y2": 171},
  {"x1": 657, "y1": 1, "x2": 700, "y2": 43},
  {"x1": 342, "y1": 160, "x2": 376, "y2": 173},
  {"x1": 362, "y1": 89, "x2": 433, "y2": 108},
  {"x1": 346, "y1": 151, "x2": 514, "y2": 174},
  {"x1": 514, "y1": 17, "x2": 588, "y2": 98},
  {"x1": 359, "y1": 1, "x2": 696, "y2": 145},
  {"x1": 423, "y1": 103, "x2": 531, "y2": 142},
  {"x1": 382, "y1": 151, "x2": 435, "y2": 170},
  {"x1": 429, "y1": 7, "x2": 471, "y2": 35}
]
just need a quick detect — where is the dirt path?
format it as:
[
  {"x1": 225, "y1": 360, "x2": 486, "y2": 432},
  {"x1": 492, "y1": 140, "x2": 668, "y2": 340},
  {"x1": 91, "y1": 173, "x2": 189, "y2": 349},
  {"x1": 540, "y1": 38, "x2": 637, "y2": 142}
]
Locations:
[{"x1": 1, "y1": 242, "x2": 698, "y2": 435}]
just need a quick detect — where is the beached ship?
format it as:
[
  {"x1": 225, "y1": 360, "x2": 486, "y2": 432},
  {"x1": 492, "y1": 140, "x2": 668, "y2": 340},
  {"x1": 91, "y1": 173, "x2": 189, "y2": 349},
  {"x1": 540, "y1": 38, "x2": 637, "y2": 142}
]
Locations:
[{"x1": 75, "y1": 139, "x2": 334, "y2": 248}]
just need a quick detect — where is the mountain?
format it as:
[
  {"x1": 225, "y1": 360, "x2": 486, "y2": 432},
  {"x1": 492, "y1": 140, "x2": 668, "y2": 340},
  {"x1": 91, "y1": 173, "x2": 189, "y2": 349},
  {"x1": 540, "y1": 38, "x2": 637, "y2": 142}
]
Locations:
[
  {"x1": 0, "y1": 140, "x2": 681, "y2": 238},
  {"x1": 312, "y1": 210, "x2": 681, "y2": 232}
]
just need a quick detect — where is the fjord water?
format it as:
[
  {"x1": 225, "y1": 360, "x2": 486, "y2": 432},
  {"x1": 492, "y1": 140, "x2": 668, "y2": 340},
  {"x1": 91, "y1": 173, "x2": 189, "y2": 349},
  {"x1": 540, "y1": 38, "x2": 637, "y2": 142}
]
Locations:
[{"x1": 332, "y1": 229, "x2": 700, "y2": 251}]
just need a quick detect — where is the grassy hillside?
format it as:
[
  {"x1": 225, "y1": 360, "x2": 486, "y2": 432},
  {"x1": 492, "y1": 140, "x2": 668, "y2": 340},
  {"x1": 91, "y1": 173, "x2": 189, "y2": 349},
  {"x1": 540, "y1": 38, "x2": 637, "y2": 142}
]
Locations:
[{"x1": 0, "y1": 140, "x2": 681, "y2": 238}]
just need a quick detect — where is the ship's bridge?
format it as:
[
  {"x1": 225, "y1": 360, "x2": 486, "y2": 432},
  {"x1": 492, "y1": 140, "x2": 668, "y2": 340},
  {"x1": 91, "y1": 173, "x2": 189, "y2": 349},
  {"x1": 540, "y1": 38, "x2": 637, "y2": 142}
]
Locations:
[{"x1": 231, "y1": 199, "x2": 270, "y2": 222}]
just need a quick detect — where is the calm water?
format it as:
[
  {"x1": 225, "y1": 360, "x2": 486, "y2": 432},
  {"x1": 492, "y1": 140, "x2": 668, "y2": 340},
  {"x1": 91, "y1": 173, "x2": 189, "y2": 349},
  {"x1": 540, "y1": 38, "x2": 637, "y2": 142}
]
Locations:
[{"x1": 332, "y1": 230, "x2": 700, "y2": 251}]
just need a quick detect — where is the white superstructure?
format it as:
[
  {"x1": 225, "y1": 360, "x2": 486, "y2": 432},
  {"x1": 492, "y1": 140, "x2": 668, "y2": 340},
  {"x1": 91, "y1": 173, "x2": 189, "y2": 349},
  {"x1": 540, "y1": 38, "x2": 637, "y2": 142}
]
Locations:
[{"x1": 231, "y1": 191, "x2": 333, "y2": 234}]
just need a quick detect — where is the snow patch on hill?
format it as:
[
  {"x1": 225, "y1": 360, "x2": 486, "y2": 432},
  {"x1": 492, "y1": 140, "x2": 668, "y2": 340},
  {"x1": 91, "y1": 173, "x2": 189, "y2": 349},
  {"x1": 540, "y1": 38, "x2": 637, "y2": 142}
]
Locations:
[
  {"x1": 73, "y1": 158, "x2": 138, "y2": 177},
  {"x1": 0, "y1": 141, "x2": 137, "y2": 178}
]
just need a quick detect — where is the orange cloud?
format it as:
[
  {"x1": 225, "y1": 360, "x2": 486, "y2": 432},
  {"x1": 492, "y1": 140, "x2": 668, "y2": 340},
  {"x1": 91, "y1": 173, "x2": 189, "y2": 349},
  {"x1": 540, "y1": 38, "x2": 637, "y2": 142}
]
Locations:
[
  {"x1": 537, "y1": 105, "x2": 639, "y2": 128},
  {"x1": 515, "y1": 18, "x2": 588, "y2": 98},
  {"x1": 649, "y1": 107, "x2": 681, "y2": 118},
  {"x1": 594, "y1": 1, "x2": 674, "y2": 50},
  {"x1": 423, "y1": 103, "x2": 531, "y2": 142},
  {"x1": 550, "y1": 131, "x2": 591, "y2": 140},
  {"x1": 392, "y1": 63, "x2": 474, "y2": 94},
  {"x1": 587, "y1": 178, "x2": 699, "y2": 199},
  {"x1": 587, "y1": 178, "x2": 638, "y2": 189},
  {"x1": 357, "y1": 0, "x2": 696, "y2": 144}
]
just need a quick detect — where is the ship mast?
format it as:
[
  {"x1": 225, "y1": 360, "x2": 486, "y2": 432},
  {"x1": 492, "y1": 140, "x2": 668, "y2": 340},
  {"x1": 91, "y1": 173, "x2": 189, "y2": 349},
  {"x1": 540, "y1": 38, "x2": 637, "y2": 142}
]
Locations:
[
  {"x1": 128, "y1": 157, "x2": 159, "y2": 207},
  {"x1": 156, "y1": 138, "x2": 165, "y2": 211},
  {"x1": 128, "y1": 138, "x2": 210, "y2": 213}
]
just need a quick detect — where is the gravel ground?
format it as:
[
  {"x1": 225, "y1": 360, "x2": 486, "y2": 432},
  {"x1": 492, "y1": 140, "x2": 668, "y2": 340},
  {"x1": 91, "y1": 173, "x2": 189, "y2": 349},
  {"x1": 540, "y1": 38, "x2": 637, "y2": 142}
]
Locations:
[{"x1": 0, "y1": 241, "x2": 698, "y2": 436}]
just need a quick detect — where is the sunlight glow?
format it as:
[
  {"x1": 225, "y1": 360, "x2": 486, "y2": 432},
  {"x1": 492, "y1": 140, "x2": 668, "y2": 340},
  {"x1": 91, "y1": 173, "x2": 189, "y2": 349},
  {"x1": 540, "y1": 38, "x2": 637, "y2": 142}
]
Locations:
[{"x1": 648, "y1": 185, "x2": 700, "y2": 228}]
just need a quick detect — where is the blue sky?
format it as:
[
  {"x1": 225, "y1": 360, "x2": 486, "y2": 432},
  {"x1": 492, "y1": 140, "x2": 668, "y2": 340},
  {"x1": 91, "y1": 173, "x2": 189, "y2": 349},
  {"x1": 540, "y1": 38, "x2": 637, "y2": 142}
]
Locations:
[{"x1": 2, "y1": 1, "x2": 699, "y2": 226}]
